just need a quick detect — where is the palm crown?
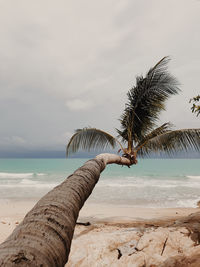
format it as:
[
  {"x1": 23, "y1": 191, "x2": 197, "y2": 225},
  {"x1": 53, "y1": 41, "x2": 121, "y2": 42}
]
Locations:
[{"x1": 66, "y1": 57, "x2": 200, "y2": 163}]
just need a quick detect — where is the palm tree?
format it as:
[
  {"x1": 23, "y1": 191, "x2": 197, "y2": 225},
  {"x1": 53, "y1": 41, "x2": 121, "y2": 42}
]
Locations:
[
  {"x1": 1, "y1": 57, "x2": 199, "y2": 266},
  {"x1": 67, "y1": 57, "x2": 200, "y2": 162},
  {"x1": 0, "y1": 158, "x2": 108, "y2": 266}
]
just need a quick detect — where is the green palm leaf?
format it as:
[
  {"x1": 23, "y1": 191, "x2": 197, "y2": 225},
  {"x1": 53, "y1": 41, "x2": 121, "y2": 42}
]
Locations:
[
  {"x1": 138, "y1": 128, "x2": 200, "y2": 156},
  {"x1": 135, "y1": 122, "x2": 173, "y2": 152},
  {"x1": 66, "y1": 128, "x2": 117, "y2": 156},
  {"x1": 117, "y1": 57, "x2": 180, "y2": 145}
]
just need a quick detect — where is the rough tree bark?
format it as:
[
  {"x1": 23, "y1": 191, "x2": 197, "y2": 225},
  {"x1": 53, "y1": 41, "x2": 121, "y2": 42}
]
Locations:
[{"x1": 0, "y1": 154, "x2": 131, "y2": 266}]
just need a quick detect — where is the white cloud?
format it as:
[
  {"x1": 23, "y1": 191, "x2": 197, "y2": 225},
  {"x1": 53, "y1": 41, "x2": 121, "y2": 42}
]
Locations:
[
  {"x1": 65, "y1": 99, "x2": 93, "y2": 111},
  {"x1": 0, "y1": 136, "x2": 27, "y2": 146},
  {"x1": 0, "y1": 0, "x2": 200, "y2": 154}
]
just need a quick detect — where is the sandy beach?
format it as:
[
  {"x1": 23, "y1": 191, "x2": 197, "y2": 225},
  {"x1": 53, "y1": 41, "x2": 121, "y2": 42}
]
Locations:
[
  {"x1": 0, "y1": 199, "x2": 37, "y2": 243},
  {"x1": 0, "y1": 199, "x2": 198, "y2": 244},
  {"x1": 1, "y1": 200, "x2": 200, "y2": 266}
]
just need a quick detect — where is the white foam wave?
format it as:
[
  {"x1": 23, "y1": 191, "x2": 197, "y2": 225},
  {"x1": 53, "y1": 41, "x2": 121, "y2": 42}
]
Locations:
[
  {"x1": 20, "y1": 179, "x2": 37, "y2": 185},
  {"x1": 98, "y1": 182, "x2": 178, "y2": 189},
  {"x1": 0, "y1": 183, "x2": 58, "y2": 188},
  {"x1": 0, "y1": 172, "x2": 45, "y2": 179},
  {"x1": 177, "y1": 198, "x2": 200, "y2": 208},
  {"x1": 187, "y1": 175, "x2": 200, "y2": 179}
]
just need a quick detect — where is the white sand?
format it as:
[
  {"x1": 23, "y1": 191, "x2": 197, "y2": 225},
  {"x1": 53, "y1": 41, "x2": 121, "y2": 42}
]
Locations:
[
  {"x1": 0, "y1": 199, "x2": 199, "y2": 244},
  {"x1": 0, "y1": 199, "x2": 37, "y2": 243},
  {"x1": 79, "y1": 203, "x2": 198, "y2": 223}
]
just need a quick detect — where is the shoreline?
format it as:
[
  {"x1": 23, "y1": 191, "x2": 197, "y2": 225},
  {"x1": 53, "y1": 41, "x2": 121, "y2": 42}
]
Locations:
[
  {"x1": 79, "y1": 203, "x2": 199, "y2": 223},
  {"x1": 0, "y1": 199, "x2": 199, "y2": 244}
]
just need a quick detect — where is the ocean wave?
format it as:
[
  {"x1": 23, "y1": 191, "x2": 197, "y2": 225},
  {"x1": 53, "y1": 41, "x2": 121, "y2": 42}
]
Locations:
[
  {"x1": 0, "y1": 172, "x2": 45, "y2": 179},
  {"x1": 98, "y1": 182, "x2": 178, "y2": 188},
  {"x1": 20, "y1": 179, "x2": 38, "y2": 185},
  {"x1": 0, "y1": 183, "x2": 58, "y2": 188},
  {"x1": 177, "y1": 198, "x2": 200, "y2": 208},
  {"x1": 187, "y1": 175, "x2": 200, "y2": 179},
  {"x1": 98, "y1": 179, "x2": 200, "y2": 189}
]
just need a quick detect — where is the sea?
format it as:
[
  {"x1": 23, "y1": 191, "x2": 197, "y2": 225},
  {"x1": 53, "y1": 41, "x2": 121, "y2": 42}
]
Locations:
[{"x1": 0, "y1": 158, "x2": 200, "y2": 208}]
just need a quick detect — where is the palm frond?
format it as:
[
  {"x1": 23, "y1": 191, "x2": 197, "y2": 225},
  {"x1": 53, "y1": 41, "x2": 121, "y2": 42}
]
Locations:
[
  {"x1": 117, "y1": 56, "x2": 180, "y2": 144},
  {"x1": 138, "y1": 128, "x2": 200, "y2": 156},
  {"x1": 66, "y1": 128, "x2": 117, "y2": 156},
  {"x1": 135, "y1": 122, "x2": 173, "y2": 152}
]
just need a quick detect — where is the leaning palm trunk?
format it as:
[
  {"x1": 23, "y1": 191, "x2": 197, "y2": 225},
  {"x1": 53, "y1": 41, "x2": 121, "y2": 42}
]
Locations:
[{"x1": 0, "y1": 154, "x2": 130, "y2": 266}]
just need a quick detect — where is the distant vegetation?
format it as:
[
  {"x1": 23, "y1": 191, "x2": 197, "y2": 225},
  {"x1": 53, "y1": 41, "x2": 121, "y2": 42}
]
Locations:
[{"x1": 190, "y1": 95, "x2": 200, "y2": 117}]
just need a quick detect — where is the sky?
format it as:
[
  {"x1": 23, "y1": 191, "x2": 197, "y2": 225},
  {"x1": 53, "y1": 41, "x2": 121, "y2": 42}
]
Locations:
[{"x1": 0, "y1": 0, "x2": 200, "y2": 157}]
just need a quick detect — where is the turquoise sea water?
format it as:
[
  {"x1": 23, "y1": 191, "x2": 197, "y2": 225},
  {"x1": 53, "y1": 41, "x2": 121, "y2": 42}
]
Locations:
[{"x1": 0, "y1": 158, "x2": 200, "y2": 208}]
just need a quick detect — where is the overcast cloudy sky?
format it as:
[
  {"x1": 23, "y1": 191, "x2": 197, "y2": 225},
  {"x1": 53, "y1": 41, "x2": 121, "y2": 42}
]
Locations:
[{"x1": 0, "y1": 0, "x2": 199, "y2": 157}]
